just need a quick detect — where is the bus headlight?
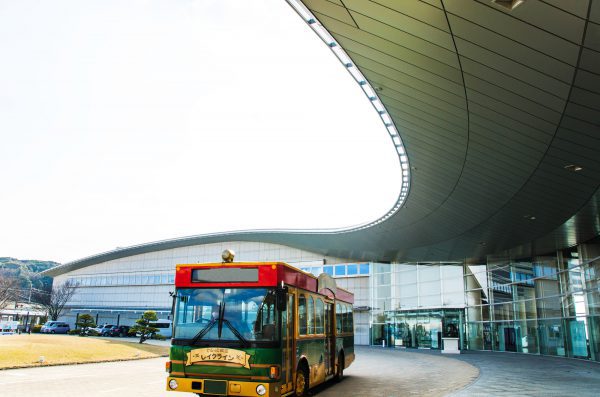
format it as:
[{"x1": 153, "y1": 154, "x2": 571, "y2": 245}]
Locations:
[
  {"x1": 256, "y1": 384, "x2": 266, "y2": 396},
  {"x1": 169, "y1": 379, "x2": 178, "y2": 390}
]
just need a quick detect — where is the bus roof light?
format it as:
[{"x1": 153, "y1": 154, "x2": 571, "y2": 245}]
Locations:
[{"x1": 221, "y1": 249, "x2": 235, "y2": 263}]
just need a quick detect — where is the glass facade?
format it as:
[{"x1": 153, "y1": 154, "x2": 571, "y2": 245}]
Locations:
[
  {"x1": 464, "y1": 241, "x2": 600, "y2": 361},
  {"x1": 299, "y1": 263, "x2": 370, "y2": 277},
  {"x1": 68, "y1": 272, "x2": 175, "y2": 287},
  {"x1": 52, "y1": 236, "x2": 600, "y2": 363},
  {"x1": 371, "y1": 308, "x2": 463, "y2": 349},
  {"x1": 369, "y1": 263, "x2": 465, "y2": 349}
]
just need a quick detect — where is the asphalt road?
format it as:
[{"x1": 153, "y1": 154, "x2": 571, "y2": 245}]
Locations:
[
  {"x1": 3, "y1": 344, "x2": 600, "y2": 396},
  {"x1": 0, "y1": 346, "x2": 478, "y2": 397}
]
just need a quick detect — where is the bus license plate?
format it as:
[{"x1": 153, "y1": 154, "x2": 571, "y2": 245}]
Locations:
[{"x1": 204, "y1": 380, "x2": 227, "y2": 395}]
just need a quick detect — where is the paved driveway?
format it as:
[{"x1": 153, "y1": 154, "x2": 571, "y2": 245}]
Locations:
[
  {"x1": 0, "y1": 346, "x2": 476, "y2": 397},
  {"x1": 449, "y1": 350, "x2": 600, "y2": 397},
  {"x1": 0, "y1": 357, "x2": 168, "y2": 396},
  {"x1": 1, "y1": 346, "x2": 599, "y2": 396}
]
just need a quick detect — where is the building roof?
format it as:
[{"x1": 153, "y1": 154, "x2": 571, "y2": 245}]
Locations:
[{"x1": 44, "y1": 1, "x2": 600, "y2": 277}]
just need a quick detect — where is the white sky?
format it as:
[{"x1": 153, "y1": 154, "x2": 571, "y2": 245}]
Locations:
[{"x1": 0, "y1": 0, "x2": 400, "y2": 263}]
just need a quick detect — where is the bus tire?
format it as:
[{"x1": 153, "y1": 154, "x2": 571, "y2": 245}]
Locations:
[
  {"x1": 295, "y1": 364, "x2": 309, "y2": 397},
  {"x1": 335, "y1": 352, "x2": 344, "y2": 382}
]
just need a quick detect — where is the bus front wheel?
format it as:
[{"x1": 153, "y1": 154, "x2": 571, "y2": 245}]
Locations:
[{"x1": 295, "y1": 365, "x2": 309, "y2": 397}]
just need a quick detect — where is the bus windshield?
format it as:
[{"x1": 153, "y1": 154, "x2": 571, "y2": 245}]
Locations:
[{"x1": 174, "y1": 288, "x2": 279, "y2": 344}]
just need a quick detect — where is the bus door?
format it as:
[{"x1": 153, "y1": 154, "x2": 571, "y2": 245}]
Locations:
[
  {"x1": 281, "y1": 291, "x2": 295, "y2": 394},
  {"x1": 325, "y1": 301, "x2": 335, "y2": 376}
]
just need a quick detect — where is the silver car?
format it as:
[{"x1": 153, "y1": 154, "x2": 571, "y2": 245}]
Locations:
[
  {"x1": 94, "y1": 324, "x2": 115, "y2": 336},
  {"x1": 41, "y1": 321, "x2": 70, "y2": 334}
]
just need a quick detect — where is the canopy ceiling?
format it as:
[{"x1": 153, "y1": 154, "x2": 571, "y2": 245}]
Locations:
[{"x1": 46, "y1": 0, "x2": 600, "y2": 277}]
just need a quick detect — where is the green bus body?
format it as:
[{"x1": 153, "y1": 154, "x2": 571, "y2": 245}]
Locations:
[{"x1": 166, "y1": 262, "x2": 354, "y2": 397}]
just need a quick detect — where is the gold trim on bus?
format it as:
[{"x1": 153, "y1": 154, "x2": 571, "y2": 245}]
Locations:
[
  {"x1": 296, "y1": 332, "x2": 329, "y2": 338},
  {"x1": 166, "y1": 376, "x2": 275, "y2": 396},
  {"x1": 181, "y1": 373, "x2": 271, "y2": 381},
  {"x1": 172, "y1": 360, "x2": 277, "y2": 370},
  {"x1": 248, "y1": 364, "x2": 279, "y2": 369}
]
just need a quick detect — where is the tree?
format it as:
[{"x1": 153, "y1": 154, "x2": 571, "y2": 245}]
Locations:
[
  {"x1": 130, "y1": 310, "x2": 159, "y2": 344},
  {"x1": 76, "y1": 314, "x2": 96, "y2": 337},
  {"x1": 0, "y1": 271, "x2": 18, "y2": 309},
  {"x1": 40, "y1": 279, "x2": 79, "y2": 321}
]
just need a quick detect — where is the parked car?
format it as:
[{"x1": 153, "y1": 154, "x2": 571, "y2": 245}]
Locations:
[
  {"x1": 93, "y1": 324, "x2": 114, "y2": 336},
  {"x1": 108, "y1": 325, "x2": 131, "y2": 337},
  {"x1": 41, "y1": 321, "x2": 70, "y2": 334}
]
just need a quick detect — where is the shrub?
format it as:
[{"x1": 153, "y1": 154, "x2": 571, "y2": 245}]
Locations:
[
  {"x1": 31, "y1": 325, "x2": 42, "y2": 333},
  {"x1": 68, "y1": 329, "x2": 80, "y2": 335},
  {"x1": 151, "y1": 333, "x2": 167, "y2": 341}
]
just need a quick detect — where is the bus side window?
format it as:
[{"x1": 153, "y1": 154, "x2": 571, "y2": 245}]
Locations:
[
  {"x1": 307, "y1": 296, "x2": 314, "y2": 334},
  {"x1": 336, "y1": 303, "x2": 342, "y2": 334},
  {"x1": 349, "y1": 305, "x2": 354, "y2": 333},
  {"x1": 299, "y1": 294, "x2": 307, "y2": 335},
  {"x1": 315, "y1": 298, "x2": 324, "y2": 334},
  {"x1": 344, "y1": 304, "x2": 352, "y2": 333}
]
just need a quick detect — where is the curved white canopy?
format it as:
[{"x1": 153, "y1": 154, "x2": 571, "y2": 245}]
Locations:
[{"x1": 46, "y1": 0, "x2": 600, "y2": 277}]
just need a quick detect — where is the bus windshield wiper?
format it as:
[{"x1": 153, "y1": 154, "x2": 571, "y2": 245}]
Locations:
[
  {"x1": 189, "y1": 318, "x2": 217, "y2": 345},
  {"x1": 190, "y1": 300, "x2": 225, "y2": 345},
  {"x1": 217, "y1": 300, "x2": 225, "y2": 338},
  {"x1": 216, "y1": 299, "x2": 247, "y2": 345},
  {"x1": 222, "y1": 319, "x2": 249, "y2": 346},
  {"x1": 188, "y1": 318, "x2": 248, "y2": 347},
  {"x1": 188, "y1": 299, "x2": 248, "y2": 346}
]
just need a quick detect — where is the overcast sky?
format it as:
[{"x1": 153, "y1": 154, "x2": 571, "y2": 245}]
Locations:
[{"x1": 0, "y1": 0, "x2": 400, "y2": 263}]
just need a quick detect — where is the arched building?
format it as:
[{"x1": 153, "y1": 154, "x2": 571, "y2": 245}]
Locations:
[{"x1": 45, "y1": 0, "x2": 600, "y2": 361}]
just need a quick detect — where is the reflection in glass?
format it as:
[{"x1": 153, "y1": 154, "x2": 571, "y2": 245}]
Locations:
[
  {"x1": 462, "y1": 246, "x2": 600, "y2": 361},
  {"x1": 173, "y1": 287, "x2": 278, "y2": 343}
]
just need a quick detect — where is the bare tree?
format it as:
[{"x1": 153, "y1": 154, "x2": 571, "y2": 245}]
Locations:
[
  {"x1": 40, "y1": 279, "x2": 79, "y2": 321},
  {"x1": 0, "y1": 271, "x2": 18, "y2": 309}
]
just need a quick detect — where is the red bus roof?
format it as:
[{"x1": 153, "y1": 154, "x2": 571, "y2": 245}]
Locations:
[{"x1": 175, "y1": 262, "x2": 353, "y2": 304}]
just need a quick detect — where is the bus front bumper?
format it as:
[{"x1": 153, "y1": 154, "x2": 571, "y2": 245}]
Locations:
[{"x1": 166, "y1": 376, "x2": 280, "y2": 396}]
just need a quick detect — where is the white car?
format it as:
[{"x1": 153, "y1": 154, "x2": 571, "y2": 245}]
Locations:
[{"x1": 149, "y1": 319, "x2": 172, "y2": 338}]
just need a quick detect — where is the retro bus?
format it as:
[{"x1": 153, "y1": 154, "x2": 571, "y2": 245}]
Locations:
[{"x1": 166, "y1": 250, "x2": 354, "y2": 396}]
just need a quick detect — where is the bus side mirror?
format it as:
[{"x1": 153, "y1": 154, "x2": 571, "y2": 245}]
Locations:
[
  {"x1": 276, "y1": 287, "x2": 288, "y2": 312},
  {"x1": 169, "y1": 291, "x2": 176, "y2": 316}
]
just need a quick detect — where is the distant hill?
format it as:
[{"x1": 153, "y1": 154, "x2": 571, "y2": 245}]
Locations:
[{"x1": 0, "y1": 257, "x2": 61, "y2": 302}]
